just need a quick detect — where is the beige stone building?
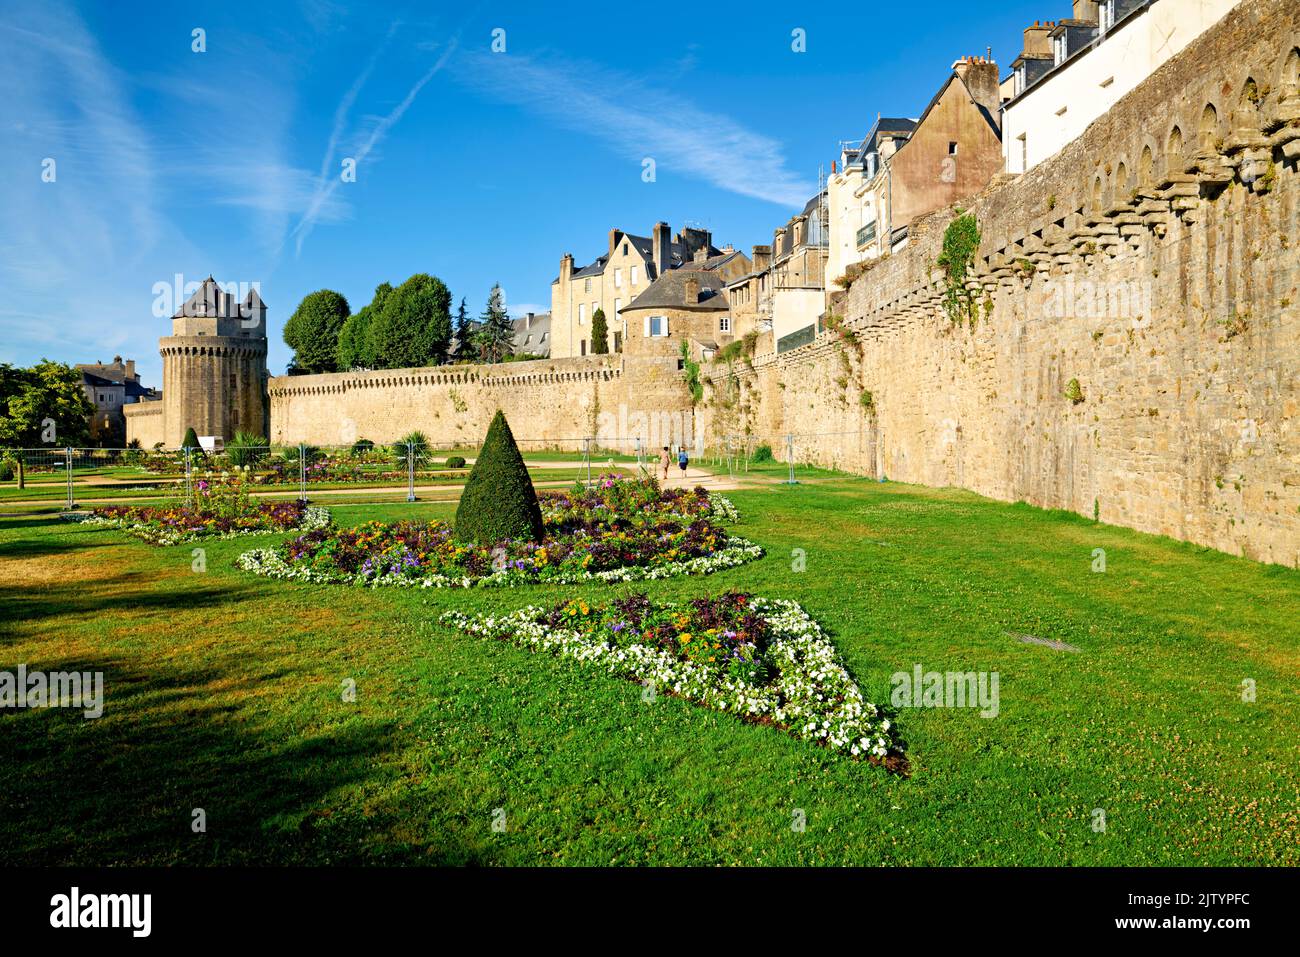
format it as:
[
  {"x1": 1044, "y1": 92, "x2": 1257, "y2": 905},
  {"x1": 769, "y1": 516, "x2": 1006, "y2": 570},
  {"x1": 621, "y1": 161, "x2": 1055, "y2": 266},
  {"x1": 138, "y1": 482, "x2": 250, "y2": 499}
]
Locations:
[
  {"x1": 826, "y1": 56, "x2": 1005, "y2": 288},
  {"x1": 125, "y1": 276, "x2": 268, "y2": 448},
  {"x1": 766, "y1": 195, "x2": 830, "y2": 351},
  {"x1": 549, "y1": 222, "x2": 720, "y2": 358},
  {"x1": 620, "y1": 249, "x2": 751, "y2": 363},
  {"x1": 77, "y1": 356, "x2": 156, "y2": 446}
]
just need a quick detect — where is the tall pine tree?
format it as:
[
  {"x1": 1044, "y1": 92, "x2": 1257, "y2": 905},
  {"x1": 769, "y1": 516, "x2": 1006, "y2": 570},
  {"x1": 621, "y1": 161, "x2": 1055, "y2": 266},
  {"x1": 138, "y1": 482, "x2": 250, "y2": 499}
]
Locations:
[
  {"x1": 473, "y1": 284, "x2": 514, "y2": 364},
  {"x1": 453, "y1": 297, "x2": 476, "y2": 361}
]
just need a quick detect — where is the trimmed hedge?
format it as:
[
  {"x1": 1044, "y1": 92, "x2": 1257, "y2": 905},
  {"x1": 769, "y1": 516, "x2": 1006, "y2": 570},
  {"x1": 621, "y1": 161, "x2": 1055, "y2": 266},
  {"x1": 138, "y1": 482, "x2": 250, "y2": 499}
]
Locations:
[
  {"x1": 445, "y1": 456, "x2": 466, "y2": 469},
  {"x1": 453, "y1": 411, "x2": 544, "y2": 544}
]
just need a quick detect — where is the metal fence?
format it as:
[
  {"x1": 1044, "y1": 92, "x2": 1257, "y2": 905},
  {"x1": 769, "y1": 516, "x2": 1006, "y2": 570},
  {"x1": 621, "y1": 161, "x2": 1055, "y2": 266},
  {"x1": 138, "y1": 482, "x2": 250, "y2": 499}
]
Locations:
[
  {"x1": 0, "y1": 430, "x2": 876, "y2": 511},
  {"x1": 0, "y1": 438, "x2": 660, "y2": 510}
]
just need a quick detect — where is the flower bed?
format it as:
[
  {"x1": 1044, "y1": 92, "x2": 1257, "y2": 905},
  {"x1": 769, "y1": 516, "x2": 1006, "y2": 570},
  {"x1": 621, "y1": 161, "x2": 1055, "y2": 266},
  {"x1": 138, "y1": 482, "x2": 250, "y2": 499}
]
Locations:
[
  {"x1": 62, "y1": 476, "x2": 331, "y2": 545},
  {"x1": 440, "y1": 592, "x2": 901, "y2": 763},
  {"x1": 236, "y1": 476, "x2": 761, "y2": 587}
]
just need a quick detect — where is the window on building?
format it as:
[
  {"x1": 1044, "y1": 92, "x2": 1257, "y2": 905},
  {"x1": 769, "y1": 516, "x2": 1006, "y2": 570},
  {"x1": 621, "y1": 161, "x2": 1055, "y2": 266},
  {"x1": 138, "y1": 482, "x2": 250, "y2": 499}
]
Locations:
[
  {"x1": 614, "y1": 269, "x2": 623, "y2": 288},
  {"x1": 630, "y1": 265, "x2": 638, "y2": 285},
  {"x1": 232, "y1": 408, "x2": 239, "y2": 426},
  {"x1": 622, "y1": 242, "x2": 628, "y2": 255},
  {"x1": 614, "y1": 298, "x2": 621, "y2": 318},
  {"x1": 578, "y1": 303, "x2": 586, "y2": 324},
  {"x1": 613, "y1": 331, "x2": 622, "y2": 353},
  {"x1": 1014, "y1": 64, "x2": 1026, "y2": 96},
  {"x1": 1054, "y1": 34, "x2": 1067, "y2": 66},
  {"x1": 720, "y1": 315, "x2": 731, "y2": 333},
  {"x1": 581, "y1": 340, "x2": 587, "y2": 356},
  {"x1": 1100, "y1": 0, "x2": 1116, "y2": 32},
  {"x1": 584, "y1": 278, "x2": 591, "y2": 293},
  {"x1": 646, "y1": 315, "x2": 668, "y2": 337},
  {"x1": 948, "y1": 142, "x2": 958, "y2": 155},
  {"x1": 1018, "y1": 133, "x2": 1028, "y2": 172}
]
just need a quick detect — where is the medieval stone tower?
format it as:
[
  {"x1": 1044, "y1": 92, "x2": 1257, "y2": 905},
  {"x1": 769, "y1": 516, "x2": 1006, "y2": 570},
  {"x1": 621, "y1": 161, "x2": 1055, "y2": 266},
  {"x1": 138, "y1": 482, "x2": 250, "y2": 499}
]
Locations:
[{"x1": 158, "y1": 276, "x2": 269, "y2": 447}]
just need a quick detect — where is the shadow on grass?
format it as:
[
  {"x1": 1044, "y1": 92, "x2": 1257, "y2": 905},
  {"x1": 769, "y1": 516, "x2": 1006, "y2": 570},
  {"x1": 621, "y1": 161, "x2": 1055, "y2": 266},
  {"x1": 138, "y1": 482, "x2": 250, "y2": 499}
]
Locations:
[{"x1": 0, "y1": 651, "x2": 483, "y2": 866}]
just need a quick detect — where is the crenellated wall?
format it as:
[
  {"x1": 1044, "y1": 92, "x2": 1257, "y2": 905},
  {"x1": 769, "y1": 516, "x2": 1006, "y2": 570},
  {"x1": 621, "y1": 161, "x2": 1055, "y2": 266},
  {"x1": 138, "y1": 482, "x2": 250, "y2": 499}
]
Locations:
[
  {"x1": 267, "y1": 354, "x2": 642, "y2": 447},
  {"x1": 699, "y1": 0, "x2": 1300, "y2": 566}
]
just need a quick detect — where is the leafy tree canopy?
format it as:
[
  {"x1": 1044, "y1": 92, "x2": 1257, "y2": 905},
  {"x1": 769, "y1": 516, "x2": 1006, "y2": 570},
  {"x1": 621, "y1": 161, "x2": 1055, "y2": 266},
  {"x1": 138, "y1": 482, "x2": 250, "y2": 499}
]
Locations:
[
  {"x1": 367, "y1": 274, "x2": 453, "y2": 369},
  {"x1": 0, "y1": 360, "x2": 94, "y2": 448},
  {"x1": 284, "y1": 289, "x2": 351, "y2": 373}
]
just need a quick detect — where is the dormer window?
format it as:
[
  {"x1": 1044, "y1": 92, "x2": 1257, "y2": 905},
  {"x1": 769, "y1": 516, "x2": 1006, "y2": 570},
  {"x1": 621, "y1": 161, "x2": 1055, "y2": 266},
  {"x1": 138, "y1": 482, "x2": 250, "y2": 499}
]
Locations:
[
  {"x1": 1014, "y1": 64, "x2": 1026, "y2": 96},
  {"x1": 1100, "y1": 0, "x2": 1116, "y2": 32},
  {"x1": 1054, "y1": 34, "x2": 1067, "y2": 66}
]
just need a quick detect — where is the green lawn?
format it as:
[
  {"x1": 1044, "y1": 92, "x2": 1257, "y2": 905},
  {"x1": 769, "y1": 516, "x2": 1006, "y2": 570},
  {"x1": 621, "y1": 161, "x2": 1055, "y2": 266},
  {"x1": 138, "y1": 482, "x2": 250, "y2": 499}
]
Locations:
[{"x1": 1, "y1": 473, "x2": 1296, "y2": 865}]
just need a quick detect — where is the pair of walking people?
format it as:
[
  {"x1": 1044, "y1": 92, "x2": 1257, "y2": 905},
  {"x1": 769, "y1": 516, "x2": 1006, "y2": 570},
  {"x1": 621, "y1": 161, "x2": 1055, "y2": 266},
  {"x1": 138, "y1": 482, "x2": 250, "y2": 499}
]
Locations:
[{"x1": 659, "y1": 445, "x2": 689, "y2": 482}]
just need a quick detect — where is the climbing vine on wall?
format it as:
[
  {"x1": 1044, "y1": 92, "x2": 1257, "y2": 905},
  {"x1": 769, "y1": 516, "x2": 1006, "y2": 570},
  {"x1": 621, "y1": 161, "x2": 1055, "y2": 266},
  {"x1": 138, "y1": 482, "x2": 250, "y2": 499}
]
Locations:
[
  {"x1": 680, "y1": 340, "x2": 703, "y2": 406},
  {"x1": 937, "y1": 212, "x2": 981, "y2": 328}
]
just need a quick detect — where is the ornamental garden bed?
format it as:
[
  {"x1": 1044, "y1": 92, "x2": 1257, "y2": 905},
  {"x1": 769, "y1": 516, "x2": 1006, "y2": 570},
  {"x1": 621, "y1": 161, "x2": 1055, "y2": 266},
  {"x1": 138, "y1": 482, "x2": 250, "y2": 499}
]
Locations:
[
  {"x1": 441, "y1": 591, "x2": 904, "y2": 766},
  {"x1": 62, "y1": 476, "x2": 330, "y2": 546},
  {"x1": 235, "y1": 476, "x2": 760, "y2": 587}
]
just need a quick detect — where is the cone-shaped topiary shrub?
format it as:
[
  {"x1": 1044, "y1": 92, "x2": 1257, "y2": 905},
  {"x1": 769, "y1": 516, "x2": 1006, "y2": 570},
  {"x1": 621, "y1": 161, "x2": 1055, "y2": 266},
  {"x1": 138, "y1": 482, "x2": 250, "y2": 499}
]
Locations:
[
  {"x1": 454, "y1": 410, "x2": 544, "y2": 544},
  {"x1": 181, "y1": 427, "x2": 200, "y2": 450}
]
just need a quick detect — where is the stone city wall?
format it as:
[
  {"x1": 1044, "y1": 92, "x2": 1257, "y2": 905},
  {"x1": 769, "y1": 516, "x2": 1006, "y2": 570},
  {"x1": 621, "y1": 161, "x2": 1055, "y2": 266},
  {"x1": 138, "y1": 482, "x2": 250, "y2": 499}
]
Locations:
[{"x1": 700, "y1": 0, "x2": 1300, "y2": 566}]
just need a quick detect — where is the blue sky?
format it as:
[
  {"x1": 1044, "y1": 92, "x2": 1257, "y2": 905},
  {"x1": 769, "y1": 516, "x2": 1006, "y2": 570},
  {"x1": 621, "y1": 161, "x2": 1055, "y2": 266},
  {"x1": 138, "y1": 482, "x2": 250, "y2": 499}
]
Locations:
[{"x1": 0, "y1": 0, "x2": 1049, "y2": 382}]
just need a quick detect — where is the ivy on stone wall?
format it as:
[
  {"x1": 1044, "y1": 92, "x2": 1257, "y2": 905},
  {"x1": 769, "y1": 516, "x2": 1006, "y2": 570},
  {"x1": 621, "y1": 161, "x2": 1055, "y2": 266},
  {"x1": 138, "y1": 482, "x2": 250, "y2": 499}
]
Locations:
[{"x1": 937, "y1": 212, "x2": 981, "y2": 328}]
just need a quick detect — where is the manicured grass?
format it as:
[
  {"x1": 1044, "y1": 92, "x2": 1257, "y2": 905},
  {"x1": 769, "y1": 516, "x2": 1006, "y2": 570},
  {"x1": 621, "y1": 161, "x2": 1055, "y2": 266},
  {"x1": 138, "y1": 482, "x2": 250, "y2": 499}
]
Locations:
[{"x1": 1, "y1": 474, "x2": 1296, "y2": 865}]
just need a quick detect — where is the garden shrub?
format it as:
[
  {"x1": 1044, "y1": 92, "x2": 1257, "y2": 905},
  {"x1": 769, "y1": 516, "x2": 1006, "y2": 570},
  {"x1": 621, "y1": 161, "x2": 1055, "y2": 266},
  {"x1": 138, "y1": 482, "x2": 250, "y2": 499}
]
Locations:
[
  {"x1": 444, "y1": 456, "x2": 466, "y2": 469},
  {"x1": 752, "y1": 443, "x2": 774, "y2": 463},
  {"x1": 454, "y1": 411, "x2": 544, "y2": 544},
  {"x1": 391, "y1": 430, "x2": 430, "y2": 462}
]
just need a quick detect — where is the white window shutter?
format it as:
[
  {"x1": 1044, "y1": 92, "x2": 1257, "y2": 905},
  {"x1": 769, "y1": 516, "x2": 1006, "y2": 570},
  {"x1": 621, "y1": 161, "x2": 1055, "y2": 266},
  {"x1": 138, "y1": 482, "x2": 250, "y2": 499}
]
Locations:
[
  {"x1": 643, "y1": 316, "x2": 650, "y2": 338},
  {"x1": 663, "y1": 317, "x2": 669, "y2": 337}
]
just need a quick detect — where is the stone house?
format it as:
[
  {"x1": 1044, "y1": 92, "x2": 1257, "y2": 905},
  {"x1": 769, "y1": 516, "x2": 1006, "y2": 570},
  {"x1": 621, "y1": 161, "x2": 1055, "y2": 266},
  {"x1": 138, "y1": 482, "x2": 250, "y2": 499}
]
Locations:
[
  {"x1": 767, "y1": 194, "x2": 830, "y2": 352},
  {"x1": 825, "y1": 55, "x2": 1005, "y2": 288},
  {"x1": 620, "y1": 249, "x2": 752, "y2": 364},
  {"x1": 549, "y1": 222, "x2": 720, "y2": 358},
  {"x1": 77, "y1": 356, "x2": 157, "y2": 446}
]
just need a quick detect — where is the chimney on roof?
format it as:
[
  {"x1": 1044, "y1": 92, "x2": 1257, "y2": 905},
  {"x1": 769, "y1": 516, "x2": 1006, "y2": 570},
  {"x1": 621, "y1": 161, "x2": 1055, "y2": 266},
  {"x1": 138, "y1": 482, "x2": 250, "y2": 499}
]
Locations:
[
  {"x1": 1072, "y1": 0, "x2": 1099, "y2": 22},
  {"x1": 652, "y1": 221, "x2": 671, "y2": 278},
  {"x1": 954, "y1": 53, "x2": 1001, "y2": 125},
  {"x1": 609, "y1": 228, "x2": 620, "y2": 259},
  {"x1": 693, "y1": 246, "x2": 709, "y2": 264},
  {"x1": 1023, "y1": 21, "x2": 1053, "y2": 58},
  {"x1": 560, "y1": 252, "x2": 574, "y2": 283},
  {"x1": 722, "y1": 244, "x2": 734, "y2": 254},
  {"x1": 683, "y1": 276, "x2": 700, "y2": 304},
  {"x1": 751, "y1": 244, "x2": 772, "y2": 273}
]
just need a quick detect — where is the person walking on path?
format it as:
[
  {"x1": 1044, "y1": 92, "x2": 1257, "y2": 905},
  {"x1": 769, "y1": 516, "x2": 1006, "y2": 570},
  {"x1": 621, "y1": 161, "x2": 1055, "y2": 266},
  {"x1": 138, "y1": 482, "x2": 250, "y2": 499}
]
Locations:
[
  {"x1": 677, "y1": 445, "x2": 689, "y2": 480},
  {"x1": 659, "y1": 446, "x2": 671, "y2": 482}
]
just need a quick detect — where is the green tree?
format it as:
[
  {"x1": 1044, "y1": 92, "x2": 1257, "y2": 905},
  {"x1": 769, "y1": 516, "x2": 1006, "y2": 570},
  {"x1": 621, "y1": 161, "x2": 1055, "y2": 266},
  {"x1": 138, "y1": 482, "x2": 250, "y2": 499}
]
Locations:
[
  {"x1": 453, "y1": 410, "x2": 544, "y2": 545},
  {"x1": 472, "y1": 284, "x2": 514, "y2": 364},
  {"x1": 0, "y1": 360, "x2": 94, "y2": 448},
  {"x1": 367, "y1": 274, "x2": 453, "y2": 369},
  {"x1": 453, "y1": 297, "x2": 476, "y2": 361},
  {"x1": 181, "y1": 427, "x2": 200, "y2": 450},
  {"x1": 336, "y1": 283, "x2": 391, "y2": 371},
  {"x1": 590, "y1": 307, "x2": 609, "y2": 354},
  {"x1": 283, "y1": 289, "x2": 351, "y2": 373}
]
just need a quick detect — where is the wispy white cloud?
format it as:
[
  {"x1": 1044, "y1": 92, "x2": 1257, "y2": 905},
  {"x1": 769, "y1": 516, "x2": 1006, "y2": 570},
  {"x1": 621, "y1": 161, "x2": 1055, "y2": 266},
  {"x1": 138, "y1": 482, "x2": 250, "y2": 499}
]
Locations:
[
  {"x1": 290, "y1": 35, "x2": 459, "y2": 255},
  {"x1": 0, "y1": 7, "x2": 190, "y2": 377},
  {"x1": 459, "y1": 51, "x2": 814, "y2": 208}
]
